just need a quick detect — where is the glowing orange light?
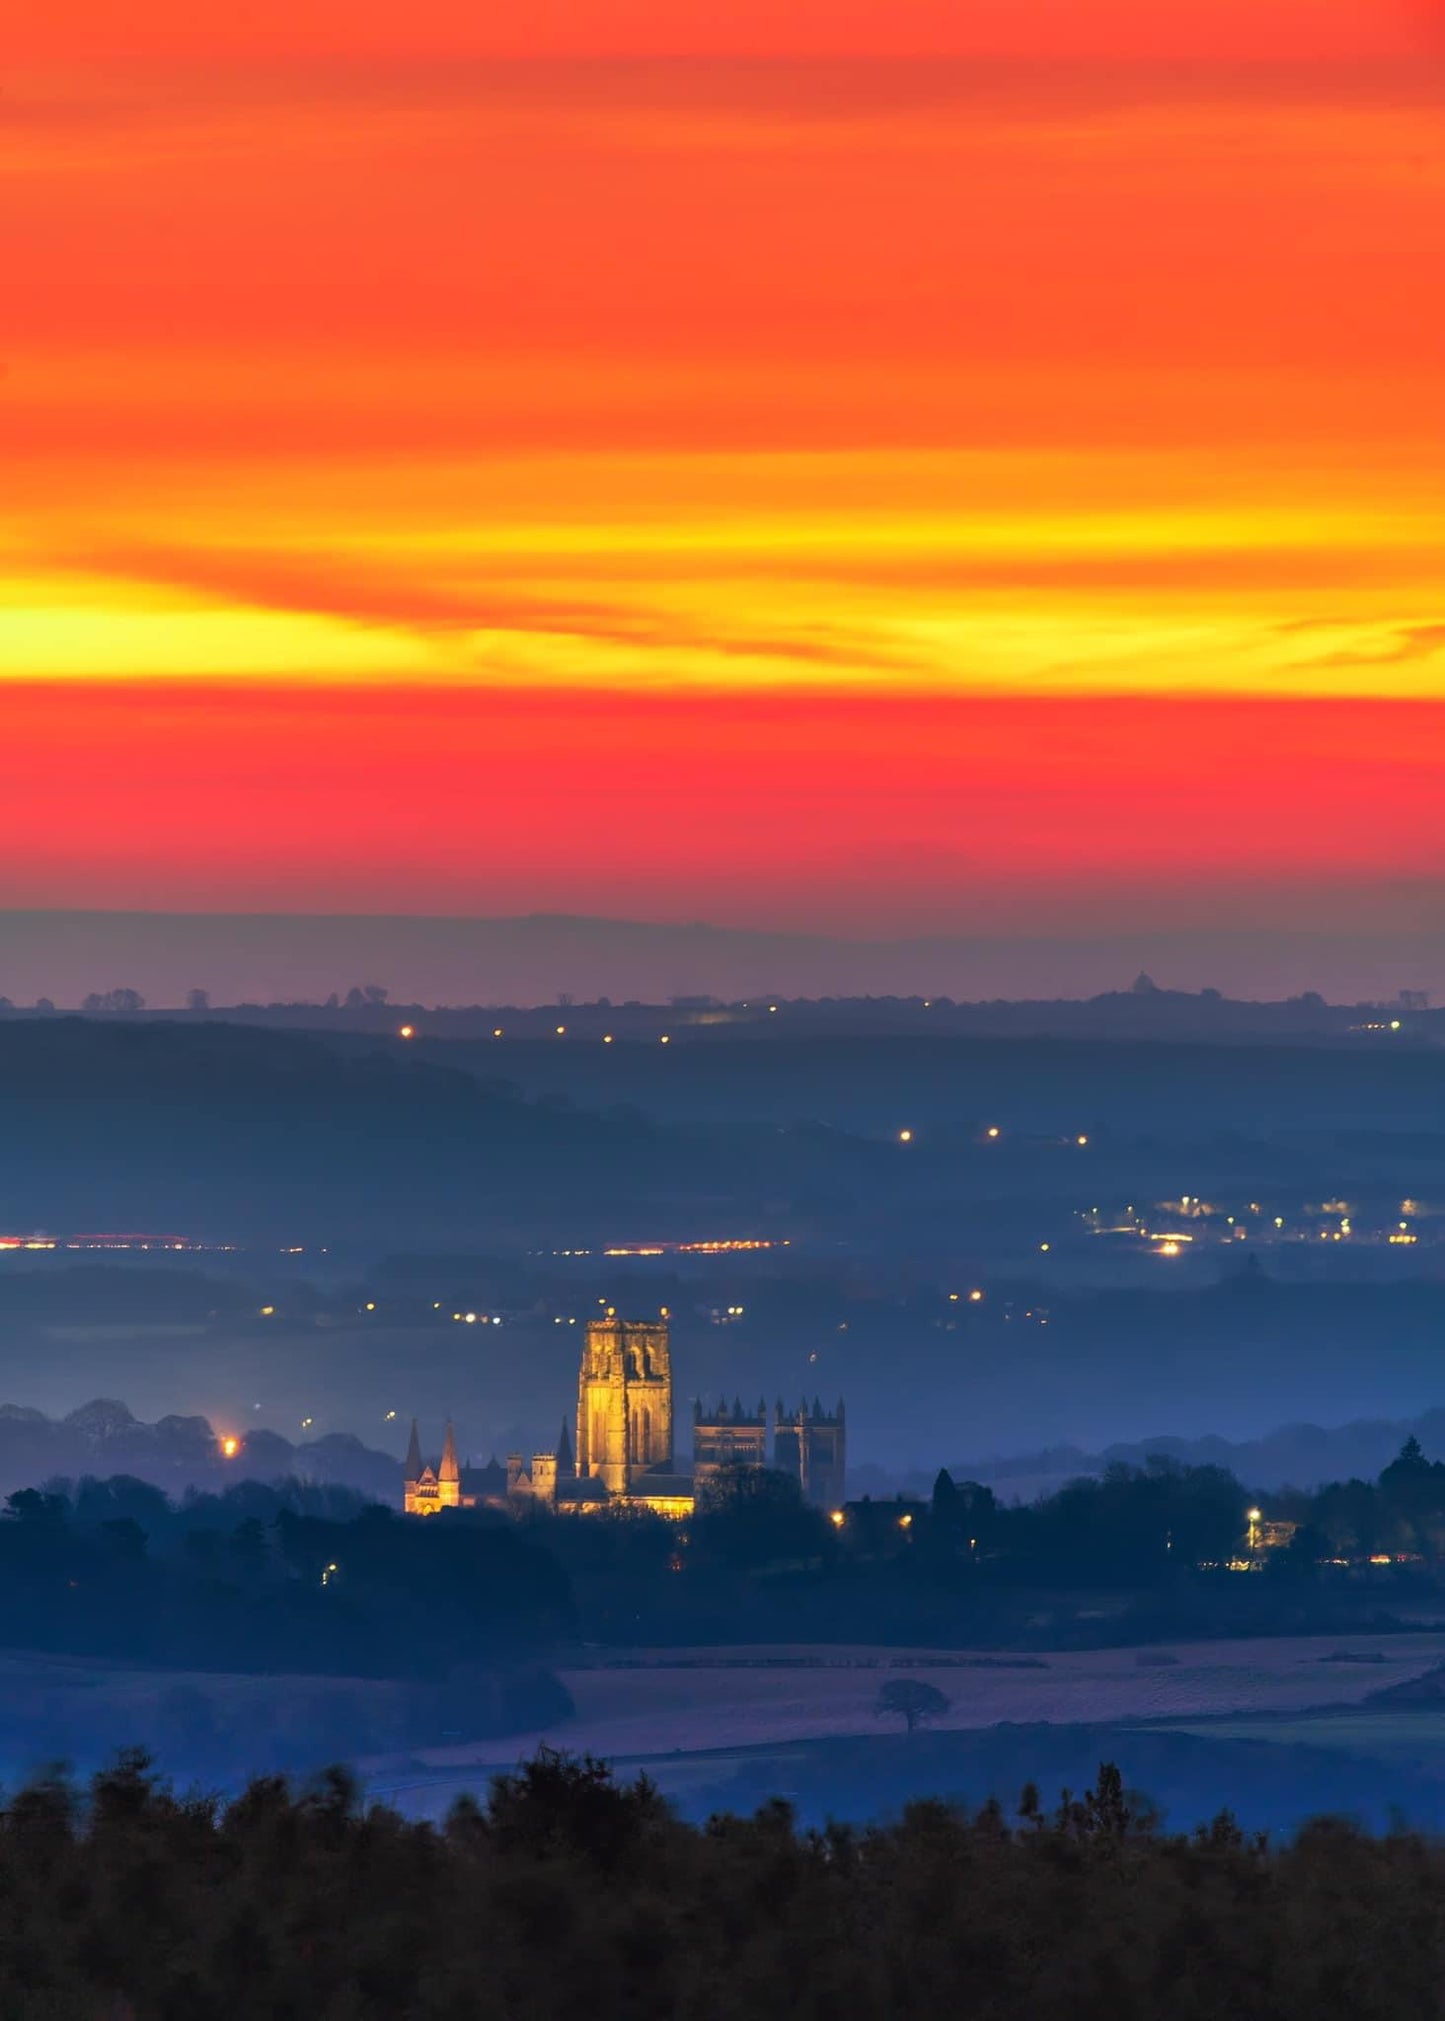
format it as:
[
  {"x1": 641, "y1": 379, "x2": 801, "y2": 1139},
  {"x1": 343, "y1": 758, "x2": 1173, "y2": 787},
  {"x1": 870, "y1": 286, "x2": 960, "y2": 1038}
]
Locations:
[
  {"x1": 220, "y1": 1436, "x2": 240, "y2": 1459},
  {"x1": 986, "y1": 1126, "x2": 1001, "y2": 1140},
  {"x1": 398, "y1": 1024, "x2": 415, "y2": 1040},
  {"x1": 898, "y1": 1128, "x2": 913, "y2": 1143}
]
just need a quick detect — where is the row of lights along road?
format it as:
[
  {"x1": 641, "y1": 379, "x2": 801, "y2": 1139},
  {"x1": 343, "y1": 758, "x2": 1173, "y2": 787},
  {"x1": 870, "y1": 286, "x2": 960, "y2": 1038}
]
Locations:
[{"x1": 898, "y1": 1126, "x2": 1087, "y2": 1146}]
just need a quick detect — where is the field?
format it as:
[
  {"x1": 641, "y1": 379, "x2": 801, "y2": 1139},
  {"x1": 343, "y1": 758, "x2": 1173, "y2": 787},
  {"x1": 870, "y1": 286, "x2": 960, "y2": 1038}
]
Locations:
[
  {"x1": 12, "y1": 1632, "x2": 1445, "y2": 1837},
  {"x1": 391, "y1": 1632, "x2": 1445, "y2": 1763},
  {"x1": 365, "y1": 1631, "x2": 1445, "y2": 1822}
]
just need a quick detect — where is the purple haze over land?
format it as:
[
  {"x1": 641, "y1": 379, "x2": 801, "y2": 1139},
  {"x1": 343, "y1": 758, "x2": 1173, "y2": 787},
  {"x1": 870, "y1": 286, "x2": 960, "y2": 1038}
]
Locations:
[{"x1": 1, "y1": 911, "x2": 1442, "y2": 1008}]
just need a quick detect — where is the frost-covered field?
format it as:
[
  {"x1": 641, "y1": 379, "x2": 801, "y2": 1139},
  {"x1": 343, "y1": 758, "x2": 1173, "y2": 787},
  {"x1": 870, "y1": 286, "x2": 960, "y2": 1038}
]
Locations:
[{"x1": 407, "y1": 1632, "x2": 1445, "y2": 1775}]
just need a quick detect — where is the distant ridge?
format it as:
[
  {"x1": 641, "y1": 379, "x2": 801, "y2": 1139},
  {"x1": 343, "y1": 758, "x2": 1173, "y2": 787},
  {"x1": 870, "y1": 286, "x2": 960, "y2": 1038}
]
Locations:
[
  {"x1": 1, "y1": 907, "x2": 1440, "y2": 1007},
  {"x1": 935, "y1": 1408, "x2": 1445, "y2": 1499},
  {"x1": 0, "y1": 1396, "x2": 401, "y2": 1501}
]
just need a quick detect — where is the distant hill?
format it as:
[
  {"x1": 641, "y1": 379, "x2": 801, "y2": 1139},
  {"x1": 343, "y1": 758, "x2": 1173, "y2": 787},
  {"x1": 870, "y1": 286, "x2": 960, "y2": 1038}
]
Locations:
[
  {"x1": 0, "y1": 1395, "x2": 400, "y2": 1502},
  {"x1": 935, "y1": 1407, "x2": 1445, "y2": 1499},
  {"x1": 0, "y1": 1018, "x2": 666, "y2": 1243}
]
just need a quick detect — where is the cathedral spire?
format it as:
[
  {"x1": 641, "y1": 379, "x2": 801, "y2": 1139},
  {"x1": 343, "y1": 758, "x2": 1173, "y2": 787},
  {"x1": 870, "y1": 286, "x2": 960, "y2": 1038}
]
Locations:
[
  {"x1": 557, "y1": 1416, "x2": 574, "y2": 1474},
  {"x1": 439, "y1": 1418, "x2": 460, "y2": 1484},
  {"x1": 404, "y1": 1418, "x2": 423, "y2": 1479}
]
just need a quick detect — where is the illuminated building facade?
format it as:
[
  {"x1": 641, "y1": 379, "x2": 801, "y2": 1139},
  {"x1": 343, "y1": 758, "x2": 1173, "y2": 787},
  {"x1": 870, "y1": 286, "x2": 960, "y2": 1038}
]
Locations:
[
  {"x1": 404, "y1": 1323, "x2": 846, "y2": 1521},
  {"x1": 403, "y1": 1418, "x2": 476, "y2": 1515},
  {"x1": 507, "y1": 1421, "x2": 605, "y2": 1507},
  {"x1": 576, "y1": 1314, "x2": 675, "y2": 1497}
]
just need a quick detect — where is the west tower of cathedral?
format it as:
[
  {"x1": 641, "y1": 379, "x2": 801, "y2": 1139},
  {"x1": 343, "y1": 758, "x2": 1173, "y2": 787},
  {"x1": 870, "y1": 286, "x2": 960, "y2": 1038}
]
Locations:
[{"x1": 403, "y1": 1418, "x2": 475, "y2": 1514}]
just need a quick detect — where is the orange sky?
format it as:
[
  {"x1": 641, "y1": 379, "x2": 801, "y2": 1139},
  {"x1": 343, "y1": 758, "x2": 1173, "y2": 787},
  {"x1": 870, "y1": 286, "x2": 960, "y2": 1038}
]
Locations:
[{"x1": 5, "y1": 0, "x2": 1445, "y2": 967}]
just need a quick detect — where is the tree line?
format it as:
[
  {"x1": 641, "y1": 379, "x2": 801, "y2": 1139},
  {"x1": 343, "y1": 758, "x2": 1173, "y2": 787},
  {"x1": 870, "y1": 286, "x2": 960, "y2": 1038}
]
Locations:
[
  {"x1": 11, "y1": 1437, "x2": 1445, "y2": 1678},
  {"x1": 0, "y1": 1476, "x2": 571, "y2": 1673},
  {"x1": 0, "y1": 1746, "x2": 1437, "y2": 2019}
]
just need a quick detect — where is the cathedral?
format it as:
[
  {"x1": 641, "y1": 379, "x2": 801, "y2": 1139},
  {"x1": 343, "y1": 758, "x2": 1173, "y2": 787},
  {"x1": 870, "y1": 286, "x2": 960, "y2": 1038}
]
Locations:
[{"x1": 405, "y1": 1314, "x2": 846, "y2": 1518}]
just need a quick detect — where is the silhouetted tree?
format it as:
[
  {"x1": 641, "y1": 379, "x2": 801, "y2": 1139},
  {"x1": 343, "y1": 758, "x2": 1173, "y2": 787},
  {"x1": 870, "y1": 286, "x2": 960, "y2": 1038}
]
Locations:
[
  {"x1": 694, "y1": 1464, "x2": 831, "y2": 1568},
  {"x1": 80, "y1": 988, "x2": 146, "y2": 1014},
  {"x1": 875, "y1": 1678, "x2": 951, "y2": 1733}
]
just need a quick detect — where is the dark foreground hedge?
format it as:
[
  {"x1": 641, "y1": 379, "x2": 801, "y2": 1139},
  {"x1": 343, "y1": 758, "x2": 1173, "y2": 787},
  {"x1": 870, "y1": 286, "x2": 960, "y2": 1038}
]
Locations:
[{"x1": 0, "y1": 1748, "x2": 1439, "y2": 2020}]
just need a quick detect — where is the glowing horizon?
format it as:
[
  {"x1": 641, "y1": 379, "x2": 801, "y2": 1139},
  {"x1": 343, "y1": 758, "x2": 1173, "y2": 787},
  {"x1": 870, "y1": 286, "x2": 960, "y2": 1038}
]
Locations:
[{"x1": 7, "y1": 0, "x2": 1445, "y2": 945}]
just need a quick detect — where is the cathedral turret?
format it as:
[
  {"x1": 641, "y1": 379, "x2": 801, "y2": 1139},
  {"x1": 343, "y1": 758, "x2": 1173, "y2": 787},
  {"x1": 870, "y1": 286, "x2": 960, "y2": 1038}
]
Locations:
[
  {"x1": 439, "y1": 1419, "x2": 460, "y2": 1485},
  {"x1": 404, "y1": 1418, "x2": 423, "y2": 1478},
  {"x1": 693, "y1": 1391, "x2": 767, "y2": 1489}
]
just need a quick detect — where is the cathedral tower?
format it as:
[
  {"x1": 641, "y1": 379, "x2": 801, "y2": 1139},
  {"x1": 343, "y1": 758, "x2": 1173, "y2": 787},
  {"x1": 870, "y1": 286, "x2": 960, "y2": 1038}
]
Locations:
[
  {"x1": 576, "y1": 1314, "x2": 673, "y2": 1495},
  {"x1": 773, "y1": 1398, "x2": 846, "y2": 1509}
]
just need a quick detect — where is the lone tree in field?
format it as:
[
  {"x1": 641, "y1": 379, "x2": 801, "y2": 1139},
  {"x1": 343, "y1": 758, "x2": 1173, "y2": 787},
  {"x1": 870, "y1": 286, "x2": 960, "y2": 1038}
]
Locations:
[{"x1": 875, "y1": 1677, "x2": 951, "y2": 1734}]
